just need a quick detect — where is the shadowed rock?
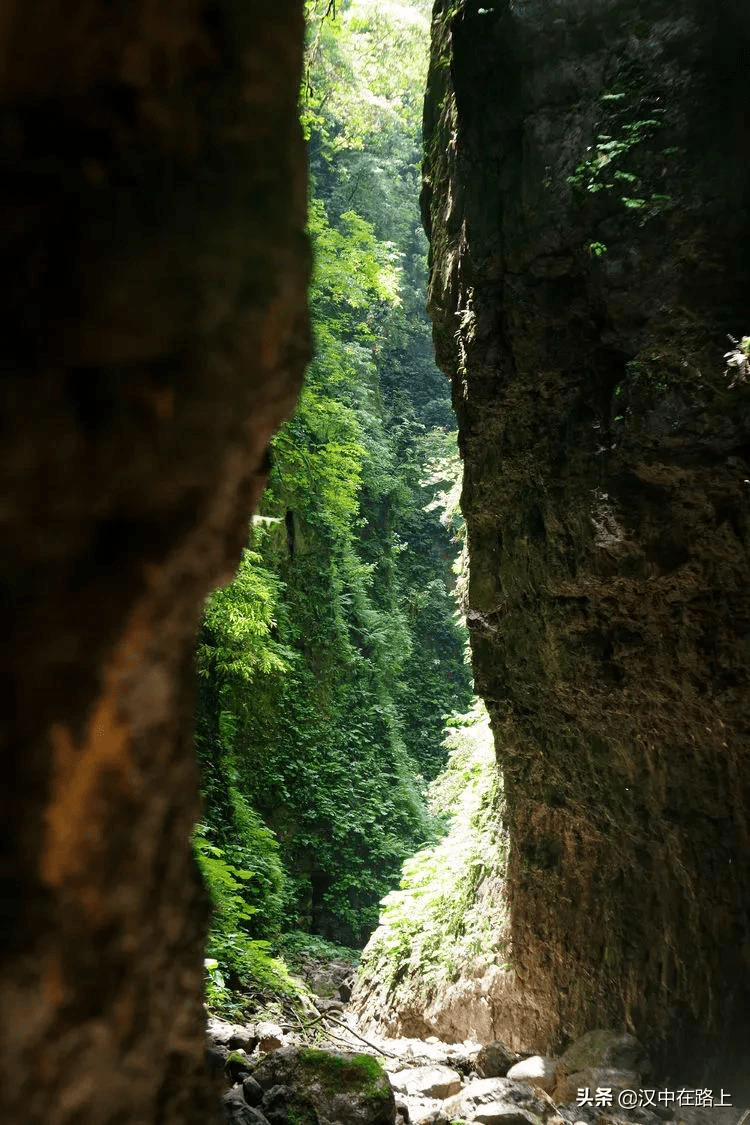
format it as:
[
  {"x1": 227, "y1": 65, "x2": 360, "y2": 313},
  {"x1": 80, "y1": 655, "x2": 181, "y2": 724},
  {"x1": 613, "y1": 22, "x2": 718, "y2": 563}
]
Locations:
[
  {"x1": 0, "y1": 2, "x2": 309, "y2": 1123},
  {"x1": 422, "y1": 0, "x2": 750, "y2": 1092}
]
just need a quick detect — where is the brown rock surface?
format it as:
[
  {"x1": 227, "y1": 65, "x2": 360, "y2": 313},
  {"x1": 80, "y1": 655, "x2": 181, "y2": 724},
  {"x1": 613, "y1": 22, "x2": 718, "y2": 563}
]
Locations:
[
  {"x1": 422, "y1": 0, "x2": 750, "y2": 1093},
  {"x1": 0, "y1": 2, "x2": 309, "y2": 1123}
]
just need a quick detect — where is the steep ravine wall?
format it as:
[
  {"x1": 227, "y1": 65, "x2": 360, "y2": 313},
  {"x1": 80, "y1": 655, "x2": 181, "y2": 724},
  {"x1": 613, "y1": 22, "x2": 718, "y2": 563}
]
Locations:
[
  {"x1": 0, "y1": 3, "x2": 308, "y2": 1123},
  {"x1": 422, "y1": 0, "x2": 750, "y2": 1092}
]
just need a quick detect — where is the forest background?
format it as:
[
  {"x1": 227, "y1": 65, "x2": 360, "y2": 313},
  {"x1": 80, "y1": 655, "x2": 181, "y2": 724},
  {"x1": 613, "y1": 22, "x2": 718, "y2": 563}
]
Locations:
[{"x1": 192, "y1": 0, "x2": 494, "y2": 1015}]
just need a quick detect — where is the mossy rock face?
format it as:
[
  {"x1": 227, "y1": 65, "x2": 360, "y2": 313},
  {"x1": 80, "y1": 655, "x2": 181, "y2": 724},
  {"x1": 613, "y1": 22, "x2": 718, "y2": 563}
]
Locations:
[{"x1": 252, "y1": 1046, "x2": 395, "y2": 1125}]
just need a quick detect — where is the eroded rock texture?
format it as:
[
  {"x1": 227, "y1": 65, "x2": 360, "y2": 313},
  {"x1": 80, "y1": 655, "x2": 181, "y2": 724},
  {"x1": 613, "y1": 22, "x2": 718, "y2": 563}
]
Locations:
[
  {"x1": 0, "y1": 2, "x2": 309, "y2": 1122},
  {"x1": 423, "y1": 0, "x2": 750, "y2": 1090}
]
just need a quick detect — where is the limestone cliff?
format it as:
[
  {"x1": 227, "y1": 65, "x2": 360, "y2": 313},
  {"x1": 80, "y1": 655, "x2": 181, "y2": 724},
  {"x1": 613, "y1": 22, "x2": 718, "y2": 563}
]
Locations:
[
  {"x1": 422, "y1": 0, "x2": 750, "y2": 1092},
  {"x1": 0, "y1": 3, "x2": 308, "y2": 1123}
]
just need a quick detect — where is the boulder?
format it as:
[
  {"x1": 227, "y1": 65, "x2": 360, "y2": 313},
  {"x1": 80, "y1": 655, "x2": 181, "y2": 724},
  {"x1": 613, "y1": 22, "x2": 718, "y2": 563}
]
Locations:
[
  {"x1": 339, "y1": 976, "x2": 355, "y2": 1002},
  {"x1": 252, "y1": 1049, "x2": 300, "y2": 1092},
  {"x1": 506, "y1": 1056, "x2": 557, "y2": 1094},
  {"x1": 558, "y1": 1030, "x2": 649, "y2": 1077},
  {"x1": 206, "y1": 1044, "x2": 230, "y2": 1083},
  {"x1": 395, "y1": 1098, "x2": 410, "y2": 1123},
  {"x1": 222, "y1": 1091, "x2": 271, "y2": 1125},
  {"x1": 209, "y1": 1017, "x2": 257, "y2": 1052},
  {"x1": 301, "y1": 957, "x2": 357, "y2": 1000},
  {"x1": 251, "y1": 1045, "x2": 396, "y2": 1125},
  {"x1": 411, "y1": 1111, "x2": 451, "y2": 1125},
  {"x1": 256, "y1": 1022, "x2": 285, "y2": 1053},
  {"x1": 477, "y1": 1041, "x2": 518, "y2": 1079},
  {"x1": 553, "y1": 1067, "x2": 641, "y2": 1107},
  {"x1": 389, "y1": 1064, "x2": 462, "y2": 1099},
  {"x1": 472, "y1": 1111, "x2": 543, "y2": 1125},
  {"x1": 258, "y1": 1085, "x2": 292, "y2": 1125},
  {"x1": 225, "y1": 1050, "x2": 253, "y2": 1082},
  {"x1": 242, "y1": 1076, "x2": 263, "y2": 1107},
  {"x1": 231, "y1": 1033, "x2": 257, "y2": 1051},
  {"x1": 676, "y1": 1110, "x2": 744, "y2": 1125},
  {"x1": 314, "y1": 997, "x2": 346, "y2": 1014},
  {"x1": 244, "y1": 1110, "x2": 271, "y2": 1125},
  {"x1": 444, "y1": 1077, "x2": 549, "y2": 1125},
  {"x1": 208, "y1": 1017, "x2": 236, "y2": 1044}
]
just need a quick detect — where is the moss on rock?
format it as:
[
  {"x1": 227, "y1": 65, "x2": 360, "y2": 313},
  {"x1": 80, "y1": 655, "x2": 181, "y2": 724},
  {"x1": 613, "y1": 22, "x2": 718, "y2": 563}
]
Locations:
[
  {"x1": 251, "y1": 1046, "x2": 395, "y2": 1125},
  {"x1": 298, "y1": 1048, "x2": 388, "y2": 1099}
]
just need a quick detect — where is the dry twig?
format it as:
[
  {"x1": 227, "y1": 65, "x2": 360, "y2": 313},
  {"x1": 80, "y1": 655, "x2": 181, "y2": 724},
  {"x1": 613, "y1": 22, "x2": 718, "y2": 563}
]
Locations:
[{"x1": 303, "y1": 1009, "x2": 401, "y2": 1059}]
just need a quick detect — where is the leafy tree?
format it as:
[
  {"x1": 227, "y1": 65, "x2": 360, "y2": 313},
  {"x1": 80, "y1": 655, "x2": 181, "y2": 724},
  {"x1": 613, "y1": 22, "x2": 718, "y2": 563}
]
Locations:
[{"x1": 194, "y1": 0, "x2": 472, "y2": 993}]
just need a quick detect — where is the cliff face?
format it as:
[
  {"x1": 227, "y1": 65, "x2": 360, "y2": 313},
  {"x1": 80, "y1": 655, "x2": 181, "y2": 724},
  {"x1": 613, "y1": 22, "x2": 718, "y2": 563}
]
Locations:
[
  {"x1": 0, "y1": 3, "x2": 308, "y2": 1123},
  {"x1": 423, "y1": 0, "x2": 750, "y2": 1088}
]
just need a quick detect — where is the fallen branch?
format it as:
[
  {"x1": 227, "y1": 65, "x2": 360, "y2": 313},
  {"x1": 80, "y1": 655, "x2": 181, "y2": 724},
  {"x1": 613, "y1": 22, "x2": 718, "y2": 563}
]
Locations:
[
  {"x1": 302, "y1": 1009, "x2": 400, "y2": 1059},
  {"x1": 314, "y1": 1023, "x2": 372, "y2": 1052},
  {"x1": 287, "y1": 1004, "x2": 323, "y2": 1047}
]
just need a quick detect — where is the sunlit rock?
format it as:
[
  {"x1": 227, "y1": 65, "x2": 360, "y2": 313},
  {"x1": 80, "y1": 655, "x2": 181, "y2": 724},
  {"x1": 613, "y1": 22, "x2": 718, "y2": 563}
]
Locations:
[
  {"x1": 557, "y1": 1029, "x2": 648, "y2": 1078},
  {"x1": 477, "y1": 1041, "x2": 518, "y2": 1079},
  {"x1": 506, "y1": 1055, "x2": 557, "y2": 1093},
  {"x1": 553, "y1": 1066, "x2": 640, "y2": 1107},
  {"x1": 443, "y1": 1076, "x2": 549, "y2": 1125},
  {"x1": 388, "y1": 1063, "x2": 462, "y2": 1099}
]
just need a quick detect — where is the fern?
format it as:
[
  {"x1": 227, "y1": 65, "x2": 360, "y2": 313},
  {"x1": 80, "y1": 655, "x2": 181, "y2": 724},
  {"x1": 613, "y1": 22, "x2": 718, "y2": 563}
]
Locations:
[{"x1": 194, "y1": 825, "x2": 295, "y2": 1015}]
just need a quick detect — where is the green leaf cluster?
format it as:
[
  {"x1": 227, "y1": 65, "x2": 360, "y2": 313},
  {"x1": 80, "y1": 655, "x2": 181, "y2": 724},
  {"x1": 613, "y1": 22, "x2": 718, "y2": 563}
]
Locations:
[
  {"x1": 194, "y1": 824, "x2": 295, "y2": 1015},
  {"x1": 566, "y1": 90, "x2": 674, "y2": 216}
]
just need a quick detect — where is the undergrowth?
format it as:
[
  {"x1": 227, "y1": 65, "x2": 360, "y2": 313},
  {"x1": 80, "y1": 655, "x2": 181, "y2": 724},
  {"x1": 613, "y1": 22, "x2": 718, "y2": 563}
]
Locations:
[
  {"x1": 358, "y1": 701, "x2": 507, "y2": 1005},
  {"x1": 274, "y1": 930, "x2": 361, "y2": 971},
  {"x1": 195, "y1": 824, "x2": 301, "y2": 1018}
]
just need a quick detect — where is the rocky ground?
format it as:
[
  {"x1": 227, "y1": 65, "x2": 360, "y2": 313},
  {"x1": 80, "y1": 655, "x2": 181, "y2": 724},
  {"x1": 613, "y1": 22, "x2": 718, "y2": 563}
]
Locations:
[{"x1": 205, "y1": 963, "x2": 746, "y2": 1125}]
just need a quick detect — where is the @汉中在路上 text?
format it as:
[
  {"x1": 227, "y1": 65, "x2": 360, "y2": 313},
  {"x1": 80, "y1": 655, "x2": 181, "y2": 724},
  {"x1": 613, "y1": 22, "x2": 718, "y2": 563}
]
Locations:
[{"x1": 576, "y1": 1086, "x2": 733, "y2": 1109}]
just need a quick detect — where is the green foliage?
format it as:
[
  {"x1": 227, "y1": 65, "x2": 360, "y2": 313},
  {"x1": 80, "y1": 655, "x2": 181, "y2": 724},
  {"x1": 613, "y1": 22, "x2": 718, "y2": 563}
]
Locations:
[
  {"x1": 225, "y1": 787, "x2": 287, "y2": 934},
  {"x1": 422, "y1": 429, "x2": 464, "y2": 539},
  {"x1": 588, "y1": 241, "x2": 608, "y2": 258},
  {"x1": 194, "y1": 825, "x2": 295, "y2": 1015},
  {"x1": 359, "y1": 703, "x2": 507, "y2": 1002},
  {"x1": 274, "y1": 929, "x2": 361, "y2": 969},
  {"x1": 197, "y1": 547, "x2": 293, "y2": 685},
  {"x1": 567, "y1": 90, "x2": 674, "y2": 216},
  {"x1": 725, "y1": 334, "x2": 750, "y2": 387},
  {"x1": 203, "y1": 958, "x2": 233, "y2": 1013},
  {"x1": 193, "y1": 0, "x2": 472, "y2": 1004}
]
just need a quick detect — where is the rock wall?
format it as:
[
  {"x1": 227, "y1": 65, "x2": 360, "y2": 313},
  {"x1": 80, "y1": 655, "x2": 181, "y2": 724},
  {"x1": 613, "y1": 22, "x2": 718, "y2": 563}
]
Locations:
[
  {"x1": 0, "y1": 3, "x2": 309, "y2": 1123},
  {"x1": 423, "y1": 0, "x2": 750, "y2": 1091}
]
